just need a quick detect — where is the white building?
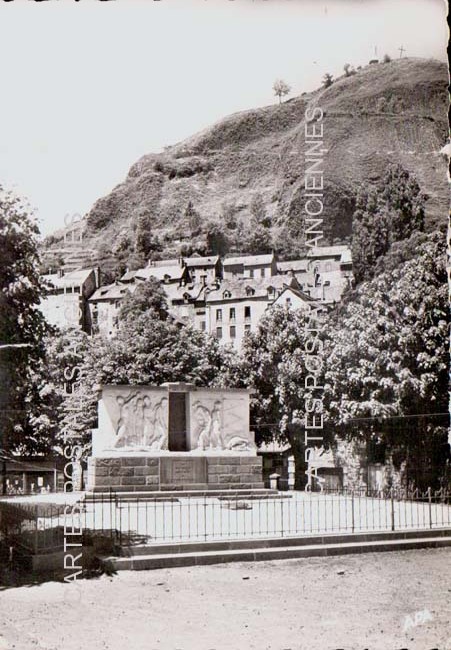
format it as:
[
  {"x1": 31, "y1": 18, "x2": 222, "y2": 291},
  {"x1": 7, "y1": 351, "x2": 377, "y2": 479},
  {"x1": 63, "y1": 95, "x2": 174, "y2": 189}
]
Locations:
[{"x1": 40, "y1": 268, "x2": 98, "y2": 332}]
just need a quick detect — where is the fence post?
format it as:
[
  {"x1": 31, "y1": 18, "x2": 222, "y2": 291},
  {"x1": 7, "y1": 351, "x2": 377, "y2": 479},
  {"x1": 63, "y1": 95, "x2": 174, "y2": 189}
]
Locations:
[
  {"x1": 351, "y1": 490, "x2": 355, "y2": 533},
  {"x1": 390, "y1": 488, "x2": 395, "y2": 532},
  {"x1": 34, "y1": 505, "x2": 39, "y2": 553},
  {"x1": 428, "y1": 487, "x2": 432, "y2": 529}
]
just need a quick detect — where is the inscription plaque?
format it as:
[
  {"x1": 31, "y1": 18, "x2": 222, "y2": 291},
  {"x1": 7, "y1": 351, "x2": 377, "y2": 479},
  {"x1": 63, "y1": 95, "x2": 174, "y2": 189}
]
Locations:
[{"x1": 160, "y1": 457, "x2": 207, "y2": 485}]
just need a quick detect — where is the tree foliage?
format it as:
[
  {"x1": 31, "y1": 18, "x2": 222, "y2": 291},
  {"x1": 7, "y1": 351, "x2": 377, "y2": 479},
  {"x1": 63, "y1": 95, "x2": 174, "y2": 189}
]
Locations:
[
  {"x1": 218, "y1": 306, "x2": 325, "y2": 486},
  {"x1": 351, "y1": 165, "x2": 425, "y2": 283},
  {"x1": 273, "y1": 79, "x2": 291, "y2": 104},
  {"x1": 0, "y1": 189, "x2": 50, "y2": 454},
  {"x1": 322, "y1": 73, "x2": 334, "y2": 88},
  {"x1": 52, "y1": 302, "x2": 231, "y2": 456},
  {"x1": 323, "y1": 233, "x2": 449, "y2": 489}
]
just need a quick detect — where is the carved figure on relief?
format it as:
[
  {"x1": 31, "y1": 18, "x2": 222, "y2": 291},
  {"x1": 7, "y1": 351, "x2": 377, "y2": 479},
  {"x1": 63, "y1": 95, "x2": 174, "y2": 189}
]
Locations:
[
  {"x1": 150, "y1": 397, "x2": 169, "y2": 450},
  {"x1": 114, "y1": 394, "x2": 137, "y2": 448},
  {"x1": 194, "y1": 401, "x2": 224, "y2": 450}
]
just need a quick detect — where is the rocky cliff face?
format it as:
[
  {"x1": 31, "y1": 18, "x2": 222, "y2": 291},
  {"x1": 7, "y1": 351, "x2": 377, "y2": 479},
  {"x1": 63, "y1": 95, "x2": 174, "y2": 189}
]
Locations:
[{"x1": 44, "y1": 58, "x2": 449, "y2": 273}]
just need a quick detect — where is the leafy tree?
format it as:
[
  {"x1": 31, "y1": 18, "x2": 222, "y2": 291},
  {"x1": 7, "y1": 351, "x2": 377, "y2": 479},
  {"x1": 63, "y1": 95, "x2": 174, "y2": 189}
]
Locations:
[
  {"x1": 184, "y1": 201, "x2": 202, "y2": 236},
  {"x1": 351, "y1": 189, "x2": 390, "y2": 283},
  {"x1": 118, "y1": 278, "x2": 168, "y2": 322},
  {"x1": 55, "y1": 303, "x2": 230, "y2": 455},
  {"x1": 250, "y1": 193, "x2": 271, "y2": 228},
  {"x1": 323, "y1": 234, "x2": 449, "y2": 490},
  {"x1": 135, "y1": 212, "x2": 159, "y2": 259},
  {"x1": 238, "y1": 222, "x2": 272, "y2": 255},
  {"x1": 351, "y1": 165, "x2": 425, "y2": 283},
  {"x1": 322, "y1": 73, "x2": 334, "y2": 88},
  {"x1": 40, "y1": 328, "x2": 93, "y2": 456},
  {"x1": 204, "y1": 220, "x2": 229, "y2": 256},
  {"x1": 273, "y1": 79, "x2": 291, "y2": 105},
  {"x1": 218, "y1": 306, "x2": 326, "y2": 487},
  {"x1": 343, "y1": 63, "x2": 353, "y2": 77},
  {"x1": 381, "y1": 164, "x2": 425, "y2": 240},
  {"x1": 0, "y1": 189, "x2": 50, "y2": 462}
]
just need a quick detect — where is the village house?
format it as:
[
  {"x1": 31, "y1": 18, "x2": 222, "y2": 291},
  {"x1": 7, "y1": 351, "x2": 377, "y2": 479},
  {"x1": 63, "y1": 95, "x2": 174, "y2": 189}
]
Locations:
[
  {"x1": 40, "y1": 268, "x2": 99, "y2": 333},
  {"x1": 88, "y1": 281, "x2": 136, "y2": 338},
  {"x1": 203, "y1": 275, "x2": 306, "y2": 347},
  {"x1": 183, "y1": 254, "x2": 222, "y2": 284},
  {"x1": 222, "y1": 252, "x2": 278, "y2": 280},
  {"x1": 134, "y1": 263, "x2": 191, "y2": 286}
]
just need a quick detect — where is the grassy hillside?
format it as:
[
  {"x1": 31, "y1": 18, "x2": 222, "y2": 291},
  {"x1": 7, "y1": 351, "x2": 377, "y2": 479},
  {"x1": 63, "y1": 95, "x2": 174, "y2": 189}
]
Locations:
[{"x1": 43, "y1": 57, "x2": 449, "y2": 274}]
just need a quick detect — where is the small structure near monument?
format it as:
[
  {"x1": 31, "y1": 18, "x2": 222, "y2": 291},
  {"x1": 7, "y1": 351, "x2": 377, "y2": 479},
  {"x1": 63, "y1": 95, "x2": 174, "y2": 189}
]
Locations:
[{"x1": 87, "y1": 383, "x2": 263, "y2": 492}]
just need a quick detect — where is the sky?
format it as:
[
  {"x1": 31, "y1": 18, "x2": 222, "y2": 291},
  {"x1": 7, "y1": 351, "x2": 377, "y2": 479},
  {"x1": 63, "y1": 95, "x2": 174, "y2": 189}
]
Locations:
[{"x1": 0, "y1": 0, "x2": 447, "y2": 236}]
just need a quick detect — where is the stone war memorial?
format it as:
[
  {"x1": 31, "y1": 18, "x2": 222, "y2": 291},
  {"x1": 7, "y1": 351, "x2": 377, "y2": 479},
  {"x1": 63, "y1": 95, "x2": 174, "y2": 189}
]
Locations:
[{"x1": 87, "y1": 382, "x2": 264, "y2": 492}]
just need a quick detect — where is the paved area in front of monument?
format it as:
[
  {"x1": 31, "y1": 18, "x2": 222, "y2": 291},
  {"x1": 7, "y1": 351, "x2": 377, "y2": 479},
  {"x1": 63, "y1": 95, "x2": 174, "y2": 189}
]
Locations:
[{"x1": 0, "y1": 548, "x2": 448, "y2": 650}]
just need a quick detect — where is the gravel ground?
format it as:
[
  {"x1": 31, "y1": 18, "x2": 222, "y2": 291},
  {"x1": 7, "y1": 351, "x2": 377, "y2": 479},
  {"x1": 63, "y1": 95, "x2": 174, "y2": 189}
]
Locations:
[{"x1": 0, "y1": 548, "x2": 449, "y2": 650}]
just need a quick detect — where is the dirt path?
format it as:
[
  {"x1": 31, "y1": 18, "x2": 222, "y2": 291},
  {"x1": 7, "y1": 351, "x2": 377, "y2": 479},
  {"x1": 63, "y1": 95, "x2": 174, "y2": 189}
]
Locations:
[{"x1": 0, "y1": 548, "x2": 449, "y2": 650}]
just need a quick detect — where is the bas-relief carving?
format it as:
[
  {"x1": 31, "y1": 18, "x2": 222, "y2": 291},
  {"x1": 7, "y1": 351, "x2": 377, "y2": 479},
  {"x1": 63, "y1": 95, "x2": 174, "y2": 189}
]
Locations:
[
  {"x1": 100, "y1": 388, "x2": 169, "y2": 451},
  {"x1": 115, "y1": 393, "x2": 169, "y2": 450},
  {"x1": 190, "y1": 394, "x2": 254, "y2": 451},
  {"x1": 94, "y1": 385, "x2": 255, "y2": 455}
]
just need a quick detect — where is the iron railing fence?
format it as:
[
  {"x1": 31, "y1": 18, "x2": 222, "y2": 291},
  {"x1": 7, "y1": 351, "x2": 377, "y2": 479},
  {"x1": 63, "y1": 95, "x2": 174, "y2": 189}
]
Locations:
[{"x1": 1, "y1": 488, "x2": 450, "y2": 554}]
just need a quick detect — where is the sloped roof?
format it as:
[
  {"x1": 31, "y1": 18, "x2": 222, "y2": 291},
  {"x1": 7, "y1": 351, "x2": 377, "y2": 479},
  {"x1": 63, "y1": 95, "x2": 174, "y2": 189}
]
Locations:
[
  {"x1": 184, "y1": 255, "x2": 220, "y2": 268},
  {"x1": 272, "y1": 286, "x2": 315, "y2": 304},
  {"x1": 205, "y1": 275, "x2": 297, "y2": 302},
  {"x1": 43, "y1": 268, "x2": 94, "y2": 289},
  {"x1": 135, "y1": 265, "x2": 187, "y2": 282},
  {"x1": 162, "y1": 282, "x2": 208, "y2": 303},
  {"x1": 306, "y1": 245, "x2": 350, "y2": 259},
  {"x1": 120, "y1": 270, "x2": 138, "y2": 282},
  {"x1": 223, "y1": 253, "x2": 275, "y2": 267},
  {"x1": 149, "y1": 258, "x2": 180, "y2": 267},
  {"x1": 278, "y1": 259, "x2": 309, "y2": 273},
  {"x1": 89, "y1": 282, "x2": 134, "y2": 302}
]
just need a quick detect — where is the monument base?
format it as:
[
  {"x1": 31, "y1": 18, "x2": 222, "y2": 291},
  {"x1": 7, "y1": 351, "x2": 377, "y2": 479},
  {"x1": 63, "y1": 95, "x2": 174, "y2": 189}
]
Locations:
[{"x1": 87, "y1": 453, "x2": 264, "y2": 492}]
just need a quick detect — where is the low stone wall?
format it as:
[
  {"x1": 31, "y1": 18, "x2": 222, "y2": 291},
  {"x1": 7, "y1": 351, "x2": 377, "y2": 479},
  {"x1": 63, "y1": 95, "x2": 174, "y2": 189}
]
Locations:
[{"x1": 87, "y1": 455, "x2": 264, "y2": 492}]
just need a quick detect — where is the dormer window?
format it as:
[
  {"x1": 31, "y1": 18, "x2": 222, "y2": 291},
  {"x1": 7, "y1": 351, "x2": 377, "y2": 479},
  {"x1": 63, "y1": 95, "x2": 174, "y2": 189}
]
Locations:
[
  {"x1": 245, "y1": 286, "x2": 255, "y2": 296},
  {"x1": 223, "y1": 290, "x2": 232, "y2": 299},
  {"x1": 267, "y1": 286, "x2": 275, "y2": 297}
]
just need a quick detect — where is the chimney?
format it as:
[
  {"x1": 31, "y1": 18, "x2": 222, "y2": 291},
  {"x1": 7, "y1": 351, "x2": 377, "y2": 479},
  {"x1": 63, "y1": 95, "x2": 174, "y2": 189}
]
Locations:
[
  {"x1": 58, "y1": 268, "x2": 64, "y2": 278},
  {"x1": 200, "y1": 274, "x2": 207, "y2": 287}
]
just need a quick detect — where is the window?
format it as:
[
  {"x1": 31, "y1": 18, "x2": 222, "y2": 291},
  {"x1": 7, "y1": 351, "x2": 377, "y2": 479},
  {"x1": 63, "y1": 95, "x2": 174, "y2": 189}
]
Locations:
[
  {"x1": 260, "y1": 268, "x2": 265, "y2": 278},
  {"x1": 230, "y1": 326, "x2": 236, "y2": 339},
  {"x1": 200, "y1": 321, "x2": 206, "y2": 331},
  {"x1": 244, "y1": 324, "x2": 251, "y2": 334},
  {"x1": 216, "y1": 327, "x2": 223, "y2": 339},
  {"x1": 249, "y1": 269, "x2": 254, "y2": 279},
  {"x1": 229, "y1": 307, "x2": 236, "y2": 321},
  {"x1": 216, "y1": 309, "x2": 222, "y2": 321},
  {"x1": 325, "y1": 262, "x2": 332, "y2": 272},
  {"x1": 244, "y1": 306, "x2": 251, "y2": 320},
  {"x1": 286, "y1": 297, "x2": 292, "y2": 306}
]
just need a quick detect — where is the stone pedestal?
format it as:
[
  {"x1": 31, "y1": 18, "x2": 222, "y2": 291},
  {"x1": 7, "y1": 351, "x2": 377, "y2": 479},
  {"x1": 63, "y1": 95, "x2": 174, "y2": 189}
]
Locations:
[{"x1": 87, "y1": 453, "x2": 264, "y2": 492}]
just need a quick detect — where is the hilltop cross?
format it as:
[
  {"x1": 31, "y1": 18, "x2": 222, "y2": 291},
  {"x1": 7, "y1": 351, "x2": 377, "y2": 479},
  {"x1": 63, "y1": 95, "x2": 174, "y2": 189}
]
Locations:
[{"x1": 398, "y1": 45, "x2": 405, "y2": 58}]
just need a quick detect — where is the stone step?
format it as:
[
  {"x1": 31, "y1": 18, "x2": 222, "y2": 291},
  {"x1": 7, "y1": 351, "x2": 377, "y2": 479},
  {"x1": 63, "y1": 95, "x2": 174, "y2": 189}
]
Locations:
[
  {"x1": 83, "y1": 488, "x2": 281, "y2": 501},
  {"x1": 103, "y1": 530, "x2": 451, "y2": 571},
  {"x1": 119, "y1": 528, "x2": 451, "y2": 557}
]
